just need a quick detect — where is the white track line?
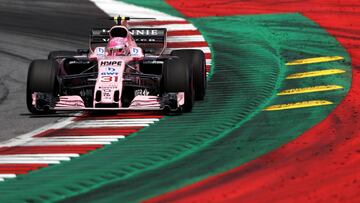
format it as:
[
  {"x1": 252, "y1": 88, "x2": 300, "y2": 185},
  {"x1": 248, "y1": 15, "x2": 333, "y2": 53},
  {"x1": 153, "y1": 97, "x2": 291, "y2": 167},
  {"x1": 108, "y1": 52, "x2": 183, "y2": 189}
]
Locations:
[
  {"x1": 0, "y1": 156, "x2": 72, "y2": 161},
  {"x1": 76, "y1": 119, "x2": 159, "y2": 123},
  {"x1": 167, "y1": 35, "x2": 205, "y2": 42},
  {"x1": 0, "y1": 160, "x2": 60, "y2": 164},
  {"x1": 90, "y1": 0, "x2": 184, "y2": 21},
  {"x1": 0, "y1": 157, "x2": 71, "y2": 162},
  {"x1": 31, "y1": 137, "x2": 122, "y2": 142},
  {"x1": 131, "y1": 24, "x2": 196, "y2": 31},
  {"x1": 0, "y1": 154, "x2": 79, "y2": 157},
  {"x1": 70, "y1": 119, "x2": 159, "y2": 128},
  {"x1": 85, "y1": 119, "x2": 159, "y2": 122},
  {"x1": 206, "y1": 59, "x2": 212, "y2": 65},
  {"x1": 0, "y1": 115, "x2": 77, "y2": 147},
  {"x1": 74, "y1": 121, "x2": 156, "y2": 125},
  {"x1": 42, "y1": 136, "x2": 125, "y2": 139},
  {"x1": 0, "y1": 174, "x2": 16, "y2": 179},
  {"x1": 22, "y1": 141, "x2": 113, "y2": 146},
  {"x1": 71, "y1": 123, "x2": 150, "y2": 128}
]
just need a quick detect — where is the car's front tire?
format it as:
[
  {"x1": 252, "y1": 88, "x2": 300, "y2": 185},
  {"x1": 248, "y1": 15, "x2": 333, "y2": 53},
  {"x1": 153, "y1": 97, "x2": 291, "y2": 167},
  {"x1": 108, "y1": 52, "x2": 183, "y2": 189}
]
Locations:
[
  {"x1": 162, "y1": 57, "x2": 194, "y2": 112},
  {"x1": 171, "y1": 49, "x2": 206, "y2": 100},
  {"x1": 26, "y1": 60, "x2": 58, "y2": 114}
]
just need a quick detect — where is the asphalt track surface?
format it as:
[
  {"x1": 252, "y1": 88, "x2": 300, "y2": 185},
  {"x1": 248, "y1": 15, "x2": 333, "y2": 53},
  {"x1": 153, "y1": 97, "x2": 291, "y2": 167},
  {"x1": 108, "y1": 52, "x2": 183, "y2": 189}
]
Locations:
[
  {"x1": 0, "y1": 0, "x2": 358, "y2": 202},
  {"x1": 0, "y1": 0, "x2": 111, "y2": 141}
]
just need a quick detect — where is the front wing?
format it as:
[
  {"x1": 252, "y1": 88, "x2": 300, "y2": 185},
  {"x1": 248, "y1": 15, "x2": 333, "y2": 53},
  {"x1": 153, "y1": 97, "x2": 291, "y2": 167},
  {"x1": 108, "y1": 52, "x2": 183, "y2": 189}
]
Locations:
[{"x1": 32, "y1": 93, "x2": 184, "y2": 112}]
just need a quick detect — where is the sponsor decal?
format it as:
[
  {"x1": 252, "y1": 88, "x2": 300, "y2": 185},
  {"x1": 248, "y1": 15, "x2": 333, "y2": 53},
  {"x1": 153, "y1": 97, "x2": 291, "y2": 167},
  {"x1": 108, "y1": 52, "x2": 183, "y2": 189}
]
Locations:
[
  {"x1": 95, "y1": 47, "x2": 105, "y2": 55},
  {"x1": 100, "y1": 85, "x2": 118, "y2": 89},
  {"x1": 130, "y1": 47, "x2": 142, "y2": 57},
  {"x1": 101, "y1": 67, "x2": 119, "y2": 76},
  {"x1": 132, "y1": 47, "x2": 139, "y2": 54},
  {"x1": 129, "y1": 29, "x2": 165, "y2": 36},
  {"x1": 100, "y1": 60, "x2": 122, "y2": 66}
]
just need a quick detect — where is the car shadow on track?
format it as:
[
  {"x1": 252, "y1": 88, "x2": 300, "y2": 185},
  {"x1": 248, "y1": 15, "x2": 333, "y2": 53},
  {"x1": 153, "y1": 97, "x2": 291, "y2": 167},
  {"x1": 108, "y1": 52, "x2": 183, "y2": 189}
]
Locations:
[{"x1": 20, "y1": 113, "x2": 79, "y2": 118}]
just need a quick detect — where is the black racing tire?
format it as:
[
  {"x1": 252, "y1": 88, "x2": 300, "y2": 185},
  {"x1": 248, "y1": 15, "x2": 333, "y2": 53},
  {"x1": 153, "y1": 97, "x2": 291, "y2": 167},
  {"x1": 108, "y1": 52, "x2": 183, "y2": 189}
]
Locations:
[
  {"x1": 26, "y1": 60, "x2": 58, "y2": 114},
  {"x1": 47, "y1": 50, "x2": 77, "y2": 60},
  {"x1": 163, "y1": 58, "x2": 194, "y2": 112},
  {"x1": 171, "y1": 49, "x2": 206, "y2": 100}
]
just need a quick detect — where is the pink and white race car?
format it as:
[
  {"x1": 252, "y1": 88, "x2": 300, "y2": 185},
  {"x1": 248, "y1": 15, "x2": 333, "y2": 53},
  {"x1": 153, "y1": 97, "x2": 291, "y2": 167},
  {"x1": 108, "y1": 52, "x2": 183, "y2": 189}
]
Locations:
[{"x1": 26, "y1": 16, "x2": 206, "y2": 114}]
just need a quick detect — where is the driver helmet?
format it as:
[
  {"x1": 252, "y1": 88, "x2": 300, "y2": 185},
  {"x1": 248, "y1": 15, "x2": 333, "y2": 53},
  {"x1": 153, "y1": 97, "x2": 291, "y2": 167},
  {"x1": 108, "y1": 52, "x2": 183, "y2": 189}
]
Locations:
[{"x1": 107, "y1": 37, "x2": 128, "y2": 56}]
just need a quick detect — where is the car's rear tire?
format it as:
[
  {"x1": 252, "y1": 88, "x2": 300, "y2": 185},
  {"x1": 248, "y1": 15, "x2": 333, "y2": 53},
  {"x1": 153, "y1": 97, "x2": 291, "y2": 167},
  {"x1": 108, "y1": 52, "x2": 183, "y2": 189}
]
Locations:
[
  {"x1": 26, "y1": 60, "x2": 58, "y2": 114},
  {"x1": 163, "y1": 58, "x2": 194, "y2": 112},
  {"x1": 171, "y1": 49, "x2": 206, "y2": 100},
  {"x1": 47, "y1": 50, "x2": 77, "y2": 60}
]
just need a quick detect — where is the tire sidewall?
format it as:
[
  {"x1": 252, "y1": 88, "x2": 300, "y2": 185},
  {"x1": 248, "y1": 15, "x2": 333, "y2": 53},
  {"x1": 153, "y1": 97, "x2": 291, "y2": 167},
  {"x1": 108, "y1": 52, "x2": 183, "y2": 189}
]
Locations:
[
  {"x1": 171, "y1": 49, "x2": 206, "y2": 100},
  {"x1": 162, "y1": 57, "x2": 194, "y2": 112},
  {"x1": 26, "y1": 60, "x2": 58, "y2": 114}
]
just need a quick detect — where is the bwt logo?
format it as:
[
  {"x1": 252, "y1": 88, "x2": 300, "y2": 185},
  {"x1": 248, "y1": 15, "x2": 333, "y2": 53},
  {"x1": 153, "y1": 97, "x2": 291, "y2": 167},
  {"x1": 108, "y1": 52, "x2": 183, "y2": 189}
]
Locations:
[
  {"x1": 100, "y1": 60, "x2": 122, "y2": 66},
  {"x1": 107, "y1": 67, "x2": 116, "y2": 72},
  {"x1": 101, "y1": 67, "x2": 119, "y2": 75}
]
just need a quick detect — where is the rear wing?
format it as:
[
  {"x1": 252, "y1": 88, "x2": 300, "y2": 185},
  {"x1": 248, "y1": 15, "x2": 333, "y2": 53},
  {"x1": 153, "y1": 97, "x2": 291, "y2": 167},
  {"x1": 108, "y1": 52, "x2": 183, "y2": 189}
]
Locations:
[{"x1": 90, "y1": 28, "x2": 167, "y2": 55}]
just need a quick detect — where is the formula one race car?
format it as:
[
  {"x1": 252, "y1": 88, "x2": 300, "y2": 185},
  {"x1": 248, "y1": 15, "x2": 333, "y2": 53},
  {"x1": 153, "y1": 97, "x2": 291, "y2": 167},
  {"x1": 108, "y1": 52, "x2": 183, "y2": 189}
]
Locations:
[{"x1": 26, "y1": 16, "x2": 206, "y2": 114}]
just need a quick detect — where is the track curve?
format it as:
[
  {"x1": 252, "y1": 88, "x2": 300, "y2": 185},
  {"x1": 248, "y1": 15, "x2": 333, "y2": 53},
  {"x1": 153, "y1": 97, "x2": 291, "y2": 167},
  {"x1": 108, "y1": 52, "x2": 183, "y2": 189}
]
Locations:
[
  {"x1": 146, "y1": 0, "x2": 360, "y2": 202},
  {"x1": 0, "y1": 0, "x2": 356, "y2": 202}
]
